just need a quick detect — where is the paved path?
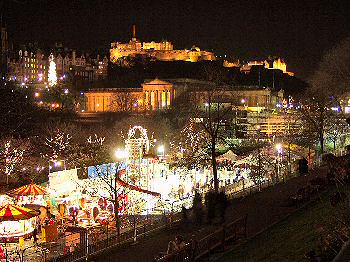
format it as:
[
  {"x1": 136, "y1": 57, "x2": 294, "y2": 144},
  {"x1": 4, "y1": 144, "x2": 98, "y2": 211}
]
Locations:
[{"x1": 92, "y1": 171, "x2": 323, "y2": 262}]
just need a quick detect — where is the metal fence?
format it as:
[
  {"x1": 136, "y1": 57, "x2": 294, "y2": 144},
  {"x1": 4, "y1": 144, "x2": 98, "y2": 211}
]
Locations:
[
  {"x1": 46, "y1": 173, "x2": 298, "y2": 262},
  {"x1": 155, "y1": 215, "x2": 248, "y2": 262},
  {"x1": 47, "y1": 214, "x2": 181, "y2": 262}
]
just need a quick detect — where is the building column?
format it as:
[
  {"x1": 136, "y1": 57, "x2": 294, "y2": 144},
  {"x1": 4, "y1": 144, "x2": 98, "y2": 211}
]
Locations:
[
  {"x1": 158, "y1": 90, "x2": 162, "y2": 110},
  {"x1": 153, "y1": 91, "x2": 157, "y2": 111},
  {"x1": 167, "y1": 90, "x2": 171, "y2": 108}
]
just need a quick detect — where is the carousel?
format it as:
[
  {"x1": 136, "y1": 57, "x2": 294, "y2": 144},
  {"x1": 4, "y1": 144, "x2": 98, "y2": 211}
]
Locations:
[
  {"x1": 0, "y1": 204, "x2": 40, "y2": 242},
  {"x1": 7, "y1": 183, "x2": 48, "y2": 207},
  {"x1": 7, "y1": 183, "x2": 48, "y2": 225}
]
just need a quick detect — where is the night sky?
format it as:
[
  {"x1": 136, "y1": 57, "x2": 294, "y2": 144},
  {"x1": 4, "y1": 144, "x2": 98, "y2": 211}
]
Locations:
[{"x1": 3, "y1": 0, "x2": 350, "y2": 79}]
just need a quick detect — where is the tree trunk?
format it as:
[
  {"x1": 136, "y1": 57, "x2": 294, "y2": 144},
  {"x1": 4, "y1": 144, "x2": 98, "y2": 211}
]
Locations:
[
  {"x1": 114, "y1": 177, "x2": 120, "y2": 240},
  {"x1": 211, "y1": 140, "x2": 219, "y2": 193},
  {"x1": 319, "y1": 130, "x2": 324, "y2": 155}
]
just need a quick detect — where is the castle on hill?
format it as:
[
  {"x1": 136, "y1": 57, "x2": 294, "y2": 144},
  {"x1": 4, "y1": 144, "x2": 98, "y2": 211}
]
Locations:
[{"x1": 110, "y1": 25, "x2": 215, "y2": 63}]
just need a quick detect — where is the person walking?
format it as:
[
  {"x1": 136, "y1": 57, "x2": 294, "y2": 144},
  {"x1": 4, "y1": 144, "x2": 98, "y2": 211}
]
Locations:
[{"x1": 32, "y1": 227, "x2": 38, "y2": 244}]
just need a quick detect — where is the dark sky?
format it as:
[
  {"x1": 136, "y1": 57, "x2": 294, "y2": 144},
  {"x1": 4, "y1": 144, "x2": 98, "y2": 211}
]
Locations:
[{"x1": 3, "y1": 0, "x2": 350, "y2": 79}]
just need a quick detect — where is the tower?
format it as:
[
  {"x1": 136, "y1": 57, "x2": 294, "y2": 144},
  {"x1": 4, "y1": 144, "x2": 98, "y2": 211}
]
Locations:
[
  {"x1": 132, "y1": 24, "x2": 136, "y2": 41},
  {"x1": 0, "y1": 22, "x2": 8, "y2": 78}
]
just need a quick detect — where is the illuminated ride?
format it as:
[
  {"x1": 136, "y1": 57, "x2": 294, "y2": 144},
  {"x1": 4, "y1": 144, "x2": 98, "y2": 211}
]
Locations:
[
  {"x1": 7, "y1": 183, "x2": 48, "y2": 207},
  {"x1": 0, "y1": 204, "x2": 40, "y2": 242},
  {"x1": 125, "y1": 125, "x2": 150, "y2": 161}
]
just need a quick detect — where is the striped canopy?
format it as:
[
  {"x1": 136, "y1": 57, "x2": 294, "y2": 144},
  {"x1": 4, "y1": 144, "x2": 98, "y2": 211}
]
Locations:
[
  {"x1": 0, "y1": 204, "x2": 40, "y2": 221},
  {"x1": 7, "y1": 183, "x2": 48, "y2": 197}
]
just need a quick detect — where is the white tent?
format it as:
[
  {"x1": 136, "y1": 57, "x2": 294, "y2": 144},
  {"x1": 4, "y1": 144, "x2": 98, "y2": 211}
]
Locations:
[{"x1": 217, "y1": 150, "x2": 238, "y2": 162}]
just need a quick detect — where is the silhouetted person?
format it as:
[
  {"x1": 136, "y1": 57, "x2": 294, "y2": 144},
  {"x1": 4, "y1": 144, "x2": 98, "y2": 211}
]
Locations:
[
  {"x1": 33, "y1": 227, "x2": 38, "y2": 244},
  {"x1": 299, "y1": 157, "x2": 308, "y2": 175}
]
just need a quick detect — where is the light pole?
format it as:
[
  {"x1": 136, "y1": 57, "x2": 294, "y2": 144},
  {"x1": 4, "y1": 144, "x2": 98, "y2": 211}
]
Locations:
[
  {"x1": 157, "y1": 145, "x2": 165, "y2": 160},
  {"x1": 114, "y1": 149, "x2": 128, "y2": 240},
  {"x1": 256, "y1": 125, "x2": 262, "y2": 189},
  {"x1": 275, "y1": 143, "x2": 283, "y2": 182}
]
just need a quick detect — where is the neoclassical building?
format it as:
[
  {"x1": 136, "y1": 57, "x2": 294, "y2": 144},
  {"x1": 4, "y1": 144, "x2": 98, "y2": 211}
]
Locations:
[
  {"x1": 84, "y1": 79, "x2": 175, "y2": 112},
  {"x1": 83, "y1": 78, "x2": 284, "y2": 113},
  {"x1": 143, "y1": 79, "x2": 175, "y2": 110}
]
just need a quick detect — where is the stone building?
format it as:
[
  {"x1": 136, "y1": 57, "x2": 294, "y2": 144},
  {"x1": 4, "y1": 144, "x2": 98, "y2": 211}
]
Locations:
[
  {"x1": 8, "y1": 46, "x2": 108, "y2": 83},
  {"x1": 8, "y1": 49, "x2": 47, "y2": 82},
  {"x1": 225, "y1": 57, "x2": 294, "y2": 76},
  {"x1": 110, "y1": 26, "x2": 215, "y2": 63},
  {"x1": 0, "y1": 25, "x2": 8, "y2": 78},
  {"x1": 84, "y1": 78, "x2": 175, "y2": 112},
  {"x1": 83, "y1": 78, "x2": 296, "y2": 138},
  {"x1": 83, "y1": 78, "x2": 283, "y2": 113}
]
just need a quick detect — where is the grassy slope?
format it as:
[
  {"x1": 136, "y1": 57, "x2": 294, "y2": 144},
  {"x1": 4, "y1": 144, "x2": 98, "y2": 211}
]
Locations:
[{"x1": 219, "y1": 189, "x2": 337, "y2": 262}]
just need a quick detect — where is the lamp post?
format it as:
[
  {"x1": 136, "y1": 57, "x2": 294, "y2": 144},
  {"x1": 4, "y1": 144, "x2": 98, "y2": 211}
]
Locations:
[
  {"x1": 256, "y1": 125, "x2": 262, "y2": 189},
  {"x1": 241, "y1": 98, "x2": 246, "y2": 108},
  {"x1": 114, "y1": 149, "x2": 128, "y2": 241},
  {"x1": 157, "y1": 145, "x2": 165, "y2": 160},
  {"x1": 275, "y1": 144, "x2": 283, "y2": 182}
]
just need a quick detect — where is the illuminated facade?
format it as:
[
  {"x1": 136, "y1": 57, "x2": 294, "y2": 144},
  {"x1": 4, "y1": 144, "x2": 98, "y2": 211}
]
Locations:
[
  {"x1": 8, "y1": 49, "x2": 47, "y2": 82},
  {"x1": 55, "y1": 51, "x2": 108, "y2": 81},
  {"x1": 84, "y1": 78, "x2": 283, "y2": 114},
  {"x1": 110, "y1": 26, "x2": 215, "y2": 63},
  {"x1": 84, "y1": 78, "x2": 175, "y2": 112},
  {"x1": 224, "y1": 57, "x2": 294, "y2": 76},
  {"x1": 272, "y1": 58, "x2": 294, "y2": 76},
  {"x1": 84, "y1": 78, "x2": 295, "y2": 138},
  {"x1": 0, "y1": 25, "x2": 8, "y2": 77},
  {"x1": 8, "y1": 48, "x2": 108, "y2": 83}
]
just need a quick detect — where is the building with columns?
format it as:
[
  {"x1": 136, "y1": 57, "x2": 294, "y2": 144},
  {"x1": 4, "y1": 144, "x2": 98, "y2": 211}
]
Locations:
[
  {"x1": 84, "y1": 79, "x2": 175, "y2": 112},
  {"x1": 83, "y1": 78, "x2": 284, "y2": 114},
  {"x1": 142, "y1": 79, "x2": 175, "y2": 111},
  {"x1": 83, "y1": 78, "x2": 298, "y2": 138}
]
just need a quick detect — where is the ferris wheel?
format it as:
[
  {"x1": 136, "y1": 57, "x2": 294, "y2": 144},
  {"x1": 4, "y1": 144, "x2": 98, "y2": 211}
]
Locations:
[{"x1": 125, "y1": 126, "x2": 150, "y2": 160}]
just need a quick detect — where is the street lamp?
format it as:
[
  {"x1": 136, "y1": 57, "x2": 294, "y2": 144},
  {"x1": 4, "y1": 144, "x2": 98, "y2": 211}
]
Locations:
[
  {"x1": 115, "y1": 149, "x2": 128, "y2": 160},
  {"x1": 275, "y1": 144, "x2": 283, "y2": 182},
  {"x1": 157, "y1": 145, "x2": 165, "y2": 159},
  {"x1": 241, "y1": 98, "x2": 246, "y2": 108}
]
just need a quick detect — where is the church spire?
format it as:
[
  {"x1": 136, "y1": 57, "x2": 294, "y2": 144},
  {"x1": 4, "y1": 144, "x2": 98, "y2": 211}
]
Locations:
[{"x1": 132, "y1": 24, "x2": 136, "y2": 40}]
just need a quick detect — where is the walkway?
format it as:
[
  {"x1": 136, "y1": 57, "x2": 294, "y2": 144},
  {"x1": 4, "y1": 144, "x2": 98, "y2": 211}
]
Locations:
[{"x1": 93, "y1": 171, "x2": 322, "y2": 262}]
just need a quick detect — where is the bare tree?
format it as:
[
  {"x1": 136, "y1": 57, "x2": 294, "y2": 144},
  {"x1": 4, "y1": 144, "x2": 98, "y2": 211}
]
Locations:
[
  {"x1": 111, "y1": 91, "x2": 138, "y2": 112},
  {"x1": 171, "y1": 88, "x2": 234, "y2": 193},
  {"x1": 305, "y1": 35, "x2": 350, "y2": 154},
  {"x1": 0, "y1": 137, "x2": 28, "y2": 185},
  {"x1": 298, "y1": 97, "x2": 345, "y2": 155}
]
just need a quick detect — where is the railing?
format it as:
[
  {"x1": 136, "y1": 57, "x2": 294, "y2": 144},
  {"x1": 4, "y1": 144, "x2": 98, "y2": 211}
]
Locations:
[
  {"x1": 48, "y1": 215, "x2": 181, "y2": 262},
  {"x1": 48, "y1": 174, "x2": 297, "y2": 262},
  {"x1": 155, "y1": 215, "x2": 248, "y2": 262}
]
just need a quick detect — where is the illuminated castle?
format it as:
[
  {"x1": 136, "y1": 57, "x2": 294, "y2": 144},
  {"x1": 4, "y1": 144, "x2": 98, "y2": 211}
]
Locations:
[
  {"x1": 224, "y1": 57, "x2": 294, "y2": 76},
  {"x1": 110, "y1": 25, "x2": 215, "y2": 63}
]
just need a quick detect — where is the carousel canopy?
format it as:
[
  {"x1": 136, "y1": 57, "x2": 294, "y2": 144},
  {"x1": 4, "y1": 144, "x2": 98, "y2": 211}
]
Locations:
[
  {"x1": 0, "y1": 204, "x2": 40, "y2": 221},
  {"x1": 217, "y1": 150, "x2": 238, "y2": 162},
  {"x1": 7, "y1": 183, "x2": 48, "y2": 197}
]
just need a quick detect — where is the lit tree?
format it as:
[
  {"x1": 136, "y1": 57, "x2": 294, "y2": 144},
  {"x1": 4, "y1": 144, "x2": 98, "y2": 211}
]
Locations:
[
  {"x1": 48, "y1": 54, "x2": 57, "y2": 87},
  {"x1": 45, "y1": 129, "x2": 71, "y2": 160},
  {"x1": 111, "y1": 91, "x2": 139, "y2": 112},
  {"x1": 0, "y1": 139, "x2": 26, "y2": 185},
  {"x1": 171, "y1": 88, "x2": 233, "y2": 193},
  {"x1": 67, "y1": 134, "x2": 110, "y2": 169},
  {"x1": 171, "y1": 119, "x2": 209, "y2": 167}
]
